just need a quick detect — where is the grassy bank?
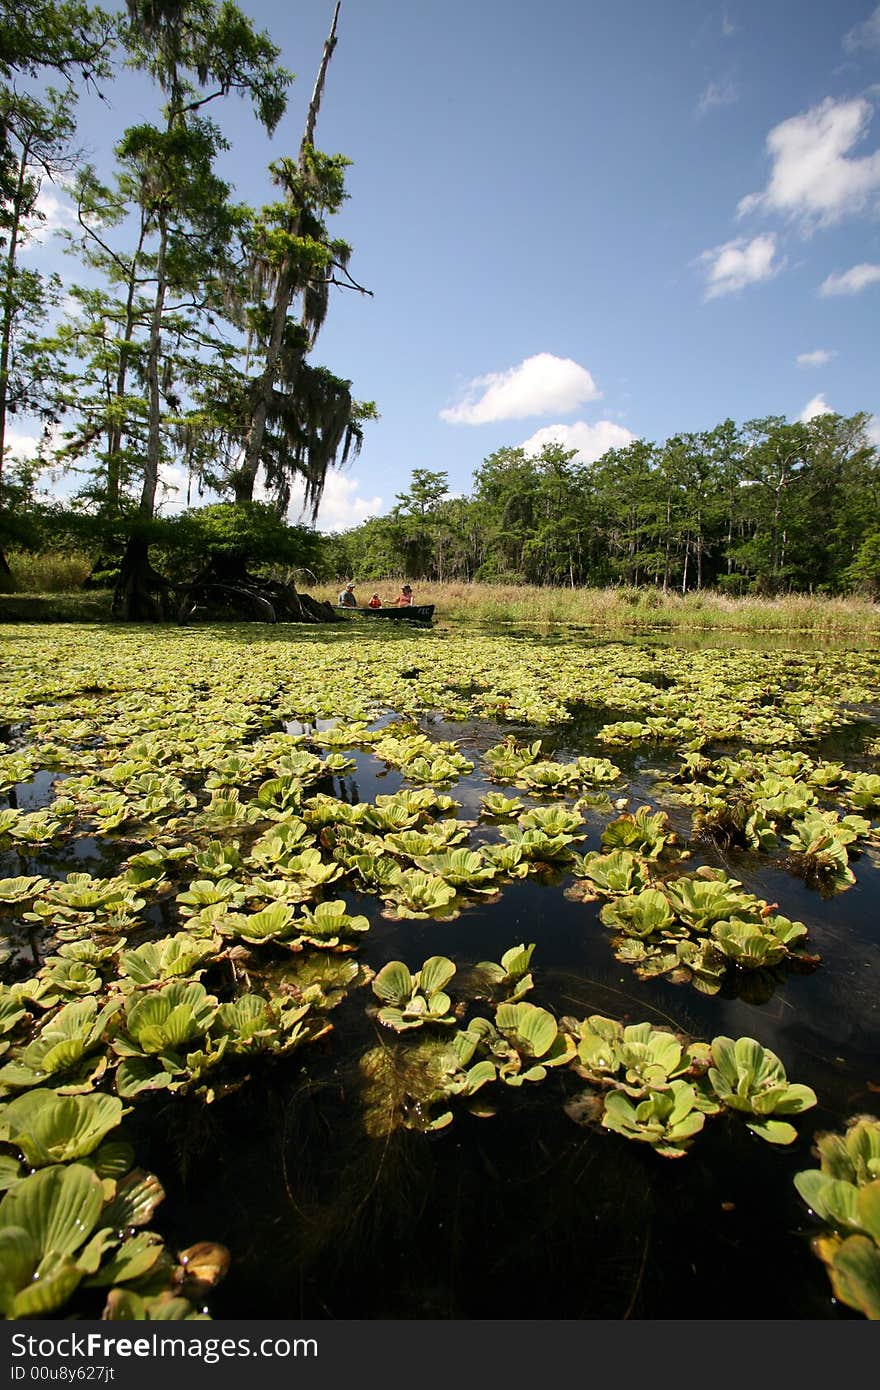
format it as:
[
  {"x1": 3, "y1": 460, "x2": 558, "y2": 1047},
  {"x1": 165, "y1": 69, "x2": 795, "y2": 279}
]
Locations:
[
  {"x1": 314, "y1": 579, "x2": 880, "y2": 636},
  {"x1": 0, "y1": 591, "x2": 113, "y2": 622},
  {"x1": 2, "y1": 580, "x2": 877, "y2": 637}
]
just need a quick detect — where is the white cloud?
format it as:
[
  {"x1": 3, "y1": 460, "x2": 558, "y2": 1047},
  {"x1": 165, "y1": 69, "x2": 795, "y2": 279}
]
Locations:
[
  {"x1": 697, "y1": 79, "x2": 739, "y2": 117},
  {"x1": 155, "y1": 463, "x2": 197, "y2": 515},
  {"x1": 819, "y1": 262, "x2": 880, "y2": 295},
  {"x1": 867, "y1": 415, "x2": 880, "y2": 447},
  {"x1": 799, "y1": 393, "x2": 834, "y2": 422},
  {"x1": 796, "y1": 348, "x2": 834, "y2": 367},
  {"x1": 843, "y1": 5, "x2": 880, "y2": 53},
  {"x1": 737, "y1": 97, "x2": 880, "y2": 229},
  {"x1": 289, "y1": 472, "x2": 383, "y2": 533},
  {"x1": 698, "y1": 233, "x2": 782, "y2": 298},
  {"x1": 440, "y1": 353, "x2": 601, "y2": 425},
  {"x1": 519, "y1": 419, "x2": 635, "y2": 464},
  {"x1": 22, "y1": 180, "x2": 78, "y2": 248},
  {"x1": 721, "y1": 6, "x2": 736, "y2": 38},
  {"x1": 2, "y1": 430, "x2": 41, "y2": 461}
]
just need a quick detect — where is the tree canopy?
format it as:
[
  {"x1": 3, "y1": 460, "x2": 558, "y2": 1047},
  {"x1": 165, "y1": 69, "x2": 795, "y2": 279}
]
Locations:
[{"x1": 330, "y1": 413, "x2": 880, "y2": 597}]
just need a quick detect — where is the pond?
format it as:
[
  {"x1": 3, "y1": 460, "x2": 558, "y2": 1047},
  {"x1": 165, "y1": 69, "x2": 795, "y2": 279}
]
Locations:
[{"x1": 1, "y1": 621, "x2": 878, "y2": 1320}]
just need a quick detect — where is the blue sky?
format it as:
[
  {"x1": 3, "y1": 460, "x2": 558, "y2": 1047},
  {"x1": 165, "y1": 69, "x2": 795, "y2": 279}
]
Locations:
[{"x1": 14, "y1": 0, "x2": 880, "y2": 530}]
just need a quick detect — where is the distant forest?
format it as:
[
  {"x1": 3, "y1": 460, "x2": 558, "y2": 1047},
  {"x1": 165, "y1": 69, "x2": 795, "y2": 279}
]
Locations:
[{"x1": 324, "y1": 413, "x2": 880, "y2": 596}]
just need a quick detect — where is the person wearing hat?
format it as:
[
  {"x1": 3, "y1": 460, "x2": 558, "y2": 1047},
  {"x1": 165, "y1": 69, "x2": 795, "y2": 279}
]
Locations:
[
  {"x1": 394, "y1": 584, "x2": 414, "y2": 607},
  {"x1": 338, "y1": 581, "x2": 357, "y2": 607}
]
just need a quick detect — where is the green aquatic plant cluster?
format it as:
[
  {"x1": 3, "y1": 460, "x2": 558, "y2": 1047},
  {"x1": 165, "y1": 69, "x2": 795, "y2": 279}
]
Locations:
[
  {"x1": 794, "y1": 1115, "x2": 880, "y2": 1320},
  {"x1": 0, "y1": 1088, "x2": 228, "y2": 1319},
  {"x1": 569, "y1": 818, "x2": 815, "y2": 991},
  {"x1": 372, "y1": 729, "x2": 475, "y2": 786},
  {"x1": 1, "y1": 624, "x2": 879, "y2": 1319},
  {"x1": 668, "y1": 749, "x2": 878, "y2": 890},
  {"x1": 0, "y1": 900, "x2": 352, "y2": 1106},
  {"x1": 482, "y1": 736, "x2": 621, "y2": 794},
  {"x1": 5, "y1": 626, "x2": 880, "y2": 747},
  {"x1": 568, "y1": 1021, "x2": 816, "y2": 1152},
  {"x1": 360, "y1": 956, "x2": 816, "y2": 1150}
]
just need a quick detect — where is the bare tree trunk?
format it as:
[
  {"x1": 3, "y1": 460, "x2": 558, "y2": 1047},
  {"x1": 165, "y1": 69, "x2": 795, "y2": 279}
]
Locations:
[
  {"x1": 114, "y1": 209, "x2": 170, "y2": 620},
  {"x1": 140, "y1": 206, "x2": 167, "y2": 519},
  {"x1": 106, "y1": 213, "x2": 148, "y2": 513},
  {"x1": 0, "y1": 142, "x2": 31, "y2": 500},
  {"x1": 662, "y1": 492, "x2": 671, "y2": 593},
  {"x1": 0, "y1": 143, "x2": 32, "y2": 586}
]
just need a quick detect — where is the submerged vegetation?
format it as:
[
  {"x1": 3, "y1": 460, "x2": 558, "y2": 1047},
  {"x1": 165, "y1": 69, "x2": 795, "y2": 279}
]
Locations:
[{"x1": 0, "y1": 620, "x2": 879, "y2": 1318}]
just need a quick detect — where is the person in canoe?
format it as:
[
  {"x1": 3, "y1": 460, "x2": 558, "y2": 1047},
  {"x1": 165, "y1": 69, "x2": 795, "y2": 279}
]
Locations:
[
  {"x1": 368, "y1": 593, "x2": 383, "y2": 608},
  {"x1": 338, "y1": 582, "x2": 357, "y2": 607},
  {"x1": 395, "y1": 584, "x2": 414, "y2": 607}
]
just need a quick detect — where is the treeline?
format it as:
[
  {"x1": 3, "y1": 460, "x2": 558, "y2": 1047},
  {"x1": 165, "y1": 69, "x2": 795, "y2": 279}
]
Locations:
[{"x1": 325, "y1": 413, "x2": 880, "y2": 596}]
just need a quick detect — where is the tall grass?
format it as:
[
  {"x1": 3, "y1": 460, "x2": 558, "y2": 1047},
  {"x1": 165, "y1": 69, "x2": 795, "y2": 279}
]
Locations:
[
  {"x1": 7, "y1": 550, "x2": 94, "y2": 593},
  {"x1": 312, "y1": 579, "x2": 880, "y2": 637}
]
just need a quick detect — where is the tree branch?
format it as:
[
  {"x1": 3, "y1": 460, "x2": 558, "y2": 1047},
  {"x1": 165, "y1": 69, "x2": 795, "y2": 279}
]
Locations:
[{"x1": 301, "y1": 2, "x2": 340, "y2": 155}]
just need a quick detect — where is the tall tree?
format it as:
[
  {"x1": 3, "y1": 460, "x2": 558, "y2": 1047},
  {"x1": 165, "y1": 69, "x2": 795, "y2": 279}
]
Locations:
[
  {"x1": 0, "y1": 90, "x2": 74, "y2": 492},
  {"x1": 737, "y1": 417, "x2": 811, "y2": 591},
  {"x1": 231, "y1": 3, "x2": 373, "y2": 518},
  {"x1": 111, "y1": 0, "x2": 289, "y2": 616},
  {"x1": 0, "y1": 0, "x2": 114, "y2": 582}
]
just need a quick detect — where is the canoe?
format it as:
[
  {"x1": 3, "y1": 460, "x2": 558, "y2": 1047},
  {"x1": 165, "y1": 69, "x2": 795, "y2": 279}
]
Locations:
[{"x1": 336, "y1": 604, "x2": 435, "y2": 624}]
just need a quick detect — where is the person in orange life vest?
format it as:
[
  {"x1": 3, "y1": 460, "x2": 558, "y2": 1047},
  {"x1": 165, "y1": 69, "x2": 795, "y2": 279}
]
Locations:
[{"x1": 367, "y1": 593, "x2": 382, "y2": 608}]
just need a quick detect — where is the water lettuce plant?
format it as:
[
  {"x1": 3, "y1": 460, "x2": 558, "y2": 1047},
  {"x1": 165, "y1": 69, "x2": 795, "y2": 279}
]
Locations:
[
  {"x1": 707, "y1": 1036, "x2": 817, "y2": 1143},
  {"x1": 782, "y1": 812, "x2": 868, "y2": 890},
  {"x1": 471, "y1": 944, "x2": 535, "y2": 1003},
  {"x1": 571, "y1": 1016, "x2": 700, "y2": 1096},
  {"x1": 599, "y1": 888, "x2": 676, "y2": 939},
  {"x1": 291, "y1": 900, "x2": 370, "y2": 949},
  {"x1": 570, "y1": 849, "x2": 648, "y2": 894},
  {"x1": 794, "y1": 1115, "x2": 880, "y2": 1320},
  {"x1": 111, "y1": 982, "x2": 220, "y2": 1098},
  {"x1": 0, "y1": 1161, "x2": 222, "y2": 1319},
  {"x1": 601, "y1": 1083, "x2": 709, "y2": 1158},
  {"x1": 371, "y1": 956, "x2": 458, "y2": 1031},
  {"x1": 467, "y1": 1001, "x2": 575, "y2": 1084},
  {"x1": 600, "y1": 807, "x2": 677, "y2": 860},
  {"x1": 380, "y1": 869, "x2": 459, "y2": 920},
  {"x1": 0, "y1": 1089, "x2": 128, "y2": 1168},
  {"x1": 119, "y1": 934, "x2": 216, "y2": 987},
  {"x1": 480, "y1": 792, "x2": 524, "y2": 819},
  {"x1": 411, "y1": 848, "x2": 499, "y2": 893},
  {"x1": 214, "y1": 994, "x2": 319, "y2": 1057},
  {"x1": 0, "y1": 999, "x2": 122, "y2": 1096}
]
